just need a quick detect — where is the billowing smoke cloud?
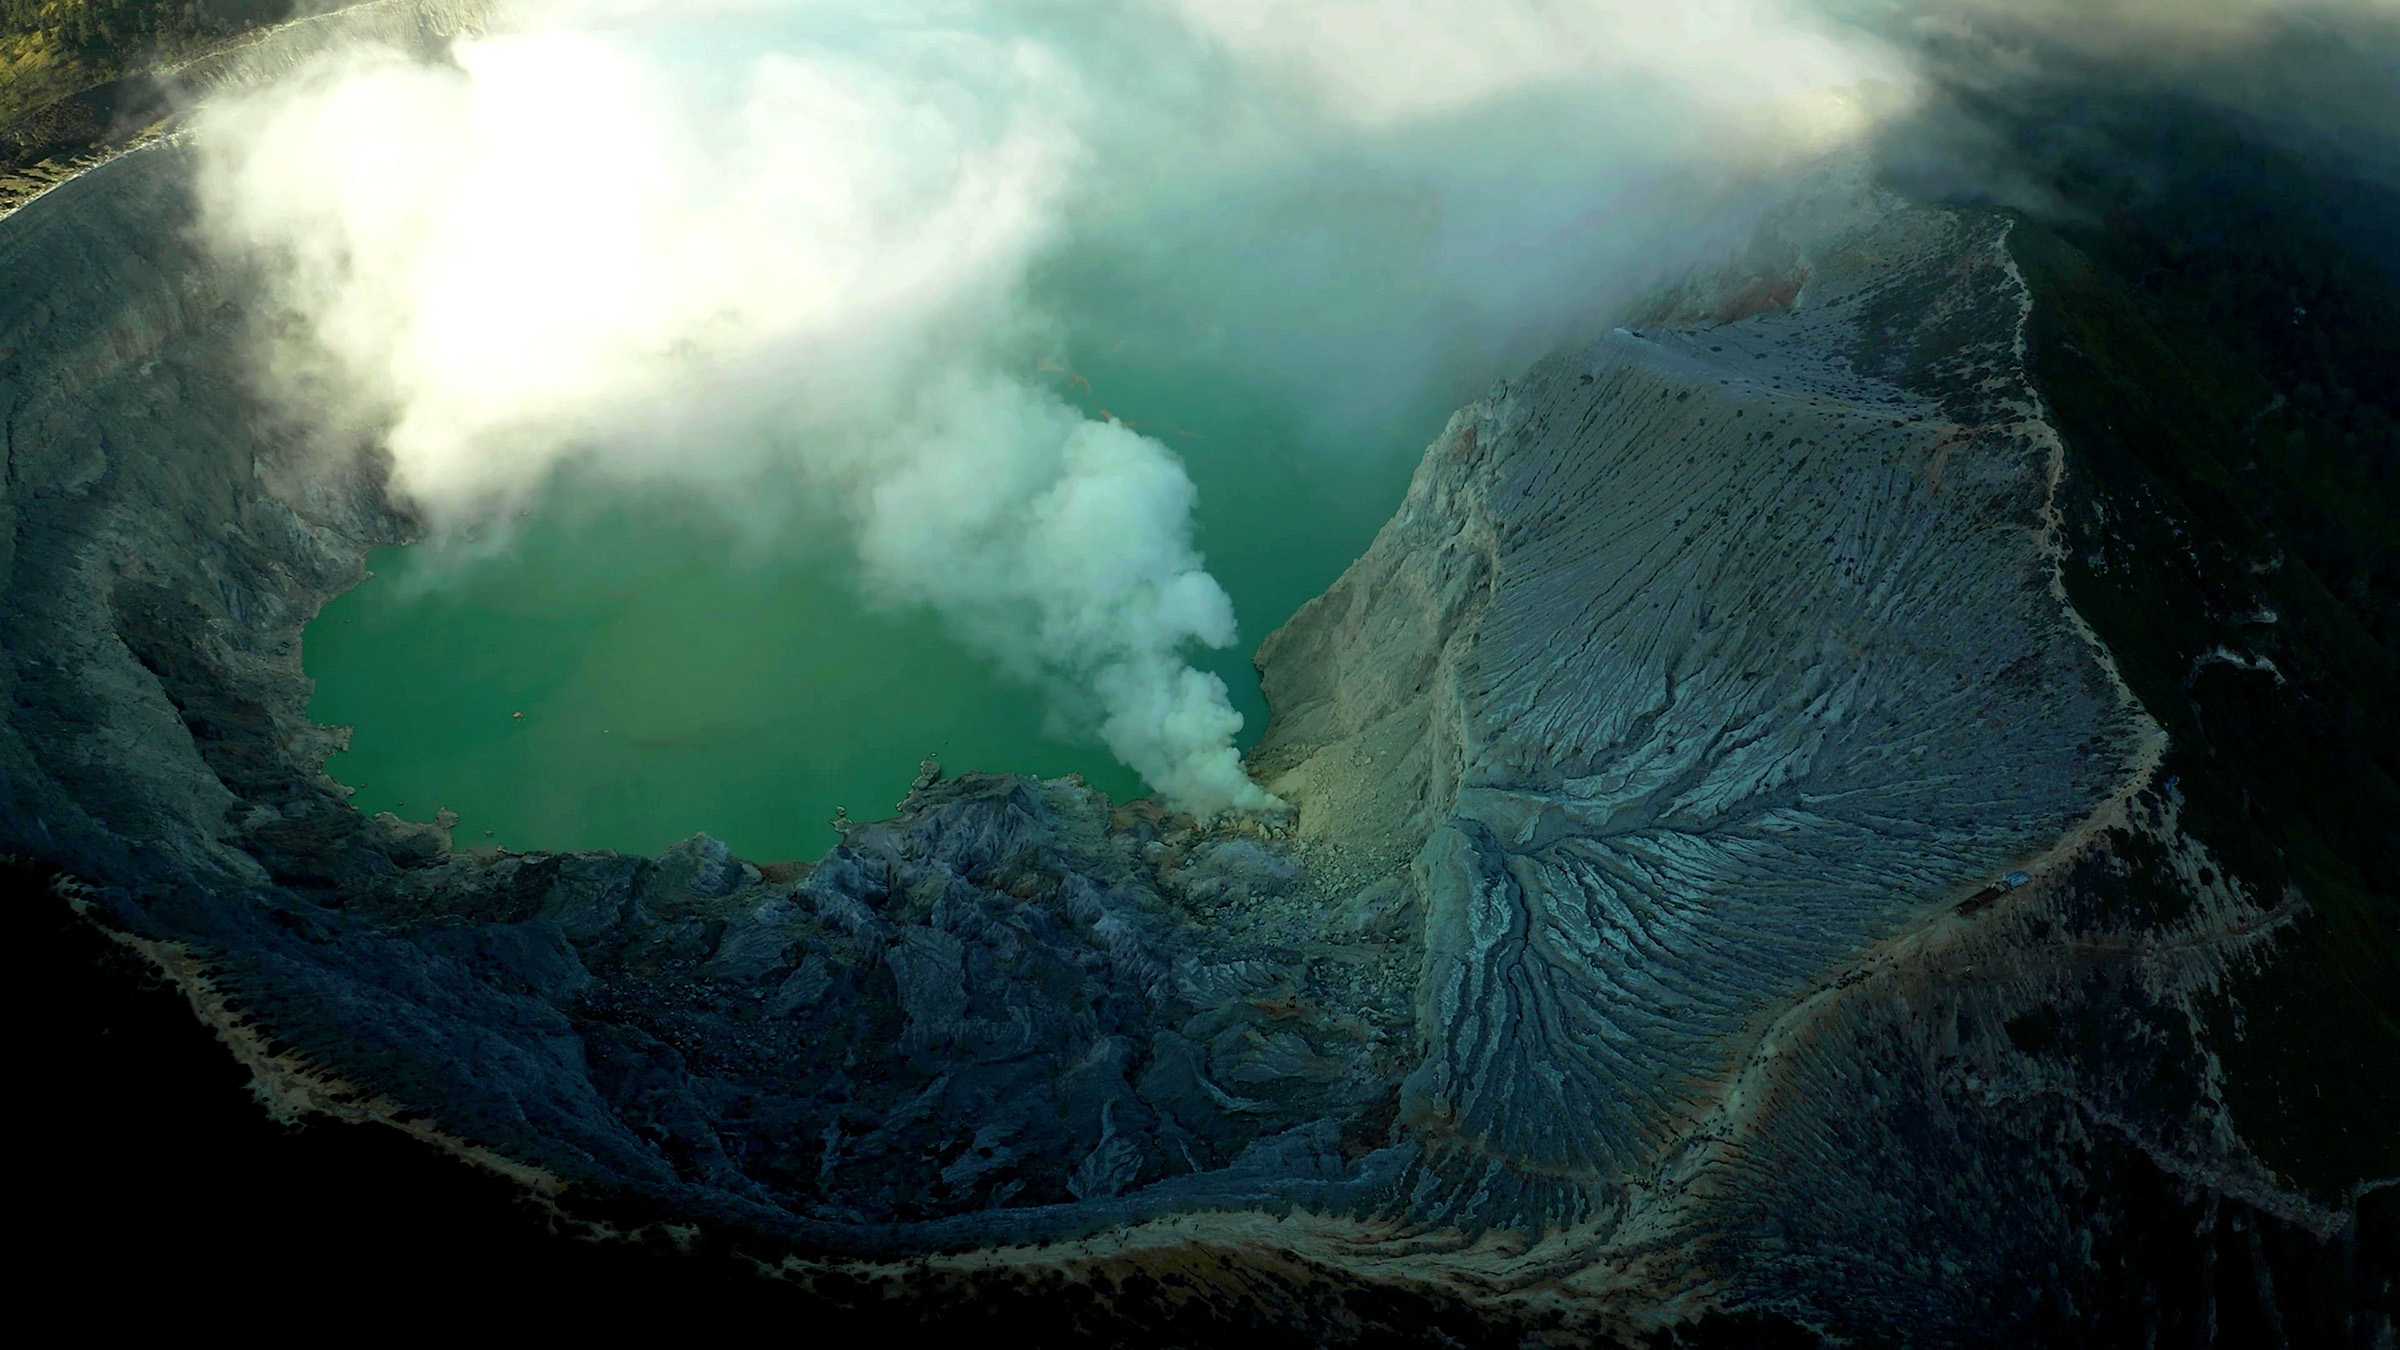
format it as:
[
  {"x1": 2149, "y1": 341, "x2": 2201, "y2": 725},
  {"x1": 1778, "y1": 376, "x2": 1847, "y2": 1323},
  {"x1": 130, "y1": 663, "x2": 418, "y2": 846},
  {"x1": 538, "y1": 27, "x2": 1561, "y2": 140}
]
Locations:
[
  {"x1": 196, "y1": 3, "x2": 1295, "y2": 813},
  {"x1": 1163, "y1": 0, "x2": 1893, "y2": 127},
  {"x1": 193, "y1": 0, "x2": 1900, "y2": 817},
  {"x1": 190, "y1": 0, "x2": 2384, "y2": 815}
]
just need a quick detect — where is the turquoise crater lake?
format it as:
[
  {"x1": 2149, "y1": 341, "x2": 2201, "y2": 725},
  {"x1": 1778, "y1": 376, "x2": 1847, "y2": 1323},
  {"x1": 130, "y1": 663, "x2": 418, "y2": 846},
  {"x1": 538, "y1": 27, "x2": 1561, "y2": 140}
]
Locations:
[{"x1": 303, "y1": 340, "x2": 1462, "y2": 861}]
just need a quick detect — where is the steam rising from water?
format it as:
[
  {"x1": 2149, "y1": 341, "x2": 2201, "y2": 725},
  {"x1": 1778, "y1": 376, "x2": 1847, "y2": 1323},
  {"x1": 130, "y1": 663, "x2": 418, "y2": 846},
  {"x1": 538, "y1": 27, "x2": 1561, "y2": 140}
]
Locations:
[
  {"x1": 191, "y1": 0, "x2": 2368, "y2": 814},
  {"x1": 198, "y1": 8, "x2": 1301, "y2": 811}
]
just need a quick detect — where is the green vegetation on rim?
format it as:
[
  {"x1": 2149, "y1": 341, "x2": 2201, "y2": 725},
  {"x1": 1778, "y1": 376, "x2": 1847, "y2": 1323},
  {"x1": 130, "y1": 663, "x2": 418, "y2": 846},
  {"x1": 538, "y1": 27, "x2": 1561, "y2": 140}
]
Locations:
[
  {"x1": 2010, "y1": 105, "x2": 2400, "y2": 1200},
  {"x1": 0, "y1": 0, "x2": 286, "y2": 128}
]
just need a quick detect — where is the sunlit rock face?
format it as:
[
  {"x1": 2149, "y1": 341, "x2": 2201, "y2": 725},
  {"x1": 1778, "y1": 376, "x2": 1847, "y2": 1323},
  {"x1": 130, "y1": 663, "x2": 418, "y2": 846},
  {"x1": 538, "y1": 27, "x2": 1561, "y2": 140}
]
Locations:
[{"x1": 1254, "y1": 195, "x2": 2151, "y2": 1234}]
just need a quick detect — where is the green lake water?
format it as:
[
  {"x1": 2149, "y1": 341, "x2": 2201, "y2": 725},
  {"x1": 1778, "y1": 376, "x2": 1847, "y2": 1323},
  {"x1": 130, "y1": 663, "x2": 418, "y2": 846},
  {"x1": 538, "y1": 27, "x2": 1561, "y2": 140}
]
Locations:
[{"x1": 304, "y1": 338, "x2": 1460, "y2": 862}]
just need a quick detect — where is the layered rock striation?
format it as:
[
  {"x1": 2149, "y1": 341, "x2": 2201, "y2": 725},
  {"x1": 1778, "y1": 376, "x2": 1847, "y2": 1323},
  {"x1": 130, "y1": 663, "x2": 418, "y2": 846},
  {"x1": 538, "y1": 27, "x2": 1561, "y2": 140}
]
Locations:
[{"x1": 1256, "y1": 200, "x2": 2151, "y2": 1232}]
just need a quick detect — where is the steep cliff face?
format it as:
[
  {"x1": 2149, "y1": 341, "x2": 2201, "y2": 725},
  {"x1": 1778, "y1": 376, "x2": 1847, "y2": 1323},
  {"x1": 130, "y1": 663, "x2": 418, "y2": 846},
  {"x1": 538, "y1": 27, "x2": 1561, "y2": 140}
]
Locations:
[
  {"x1": 0, "y1": 141, "x2": 401, "y2": 891},
  {"x1": 1256, "y1": 195, "x2": 2157, "y2": 1229},
  {"x1": 2, "y1": 125, "x2": 2386, "y2": 1343},
  {"x1": 1245, "y1": 188, "x2": 2390, "y2": 1336}
]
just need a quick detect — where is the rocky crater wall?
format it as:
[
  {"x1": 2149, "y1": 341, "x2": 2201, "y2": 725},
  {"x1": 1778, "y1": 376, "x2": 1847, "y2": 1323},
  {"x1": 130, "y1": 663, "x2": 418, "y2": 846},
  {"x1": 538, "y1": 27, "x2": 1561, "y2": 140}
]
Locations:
[
  {"x1": 2, "y1": 135, "x2": 2379, "y2": 1344},
  {"x1": 1, "y1": 142, "x2": 1419, "y2": 1259}
]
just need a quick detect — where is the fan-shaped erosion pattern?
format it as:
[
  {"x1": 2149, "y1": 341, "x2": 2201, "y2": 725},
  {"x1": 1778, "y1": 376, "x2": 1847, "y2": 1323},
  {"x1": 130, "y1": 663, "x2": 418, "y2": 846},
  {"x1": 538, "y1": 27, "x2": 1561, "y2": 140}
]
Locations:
[
  {"x1": 3, "y1": 129, "x2": 2384, "y2": 1343},
  {"x1": 1258, "y1": 202, "x2": 2148, "y2": 1228}
]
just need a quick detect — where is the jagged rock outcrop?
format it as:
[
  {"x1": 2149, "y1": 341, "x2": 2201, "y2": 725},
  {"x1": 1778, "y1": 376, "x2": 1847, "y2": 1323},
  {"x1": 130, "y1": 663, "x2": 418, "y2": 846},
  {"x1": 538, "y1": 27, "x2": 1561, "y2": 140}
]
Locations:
[
  {"x1": 2, "y1": 119, "x2": 2386, "y2": 1343},
  {"x1": 335, "y1": 773, "x2": 1412, "y2": 1247}
]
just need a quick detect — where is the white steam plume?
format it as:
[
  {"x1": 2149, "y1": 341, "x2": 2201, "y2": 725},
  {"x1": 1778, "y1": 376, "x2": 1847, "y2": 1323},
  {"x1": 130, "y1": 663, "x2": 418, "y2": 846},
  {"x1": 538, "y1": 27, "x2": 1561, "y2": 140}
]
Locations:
[
  {"x1": 198, "y1": 4, "x2": 1286, "y2": 815},
  {"x1": 200, "y1": 0, "x2": 2105, "y2": 815}
]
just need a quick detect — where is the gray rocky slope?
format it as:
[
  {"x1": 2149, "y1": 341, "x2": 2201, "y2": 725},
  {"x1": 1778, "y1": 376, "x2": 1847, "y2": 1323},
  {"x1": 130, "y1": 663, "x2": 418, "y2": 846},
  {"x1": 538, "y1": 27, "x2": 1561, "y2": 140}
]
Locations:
[{"x1": 2, "y1": 121, "x2": 2385, "y2": 1340}]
